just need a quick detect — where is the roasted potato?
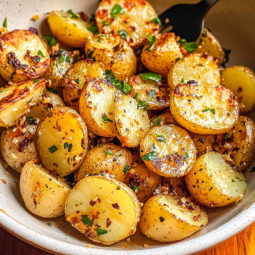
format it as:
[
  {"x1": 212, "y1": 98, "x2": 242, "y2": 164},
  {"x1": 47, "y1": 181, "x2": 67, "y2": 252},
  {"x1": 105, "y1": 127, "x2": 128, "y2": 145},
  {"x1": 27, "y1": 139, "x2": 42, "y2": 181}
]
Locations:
[
  {"x1": 20, "y1": 160, "x2": 71, "y2": 218},
  {"x1": 168, "y1": 53, "x2": 220, "y2": 91},
  {"x1": 63, "y1": 59, "x2": 105, "y2": 111},
  {"x1": 194, "y1": 28, "x2": 225, "y2": 65},
  {"x1": 170, "y1": 84, "x2": 239, "y2": 134},
  {"x1": 129, "y1": 74, "x2": 170, "y2": 110},
  {"x1": 1, "y1": 120, "x2": 40, "y2": 173},
  {"x1": 28, "y1": 91, "x2": 65, "y2": 119},
  {"x1": 140, "y1": 195, "x2": 208, "y2": 242},
  {"x1": 79, "y1": 77, "x2": 118, "y2": 137},
  {"x1": 213, "y1": 116, "x2": 255, "y2": 171},
  {"x1": 85, "y1": 34, "x2": 137, "y2": 80},
  {"x1": 141, "y1": 33, "x2": 182, "y2": 78},
  {"x1": 0, "y1": 79, "x2": 47, "y2": 127},
  {"x1": 140, "y1": 125, "x2": 197, "y2": 177},
  {"x1": 161, "y1": 177, "x2": 189, "y2": 197},
  {"x1": 65, "y1": 176, "x2": 141, "y2": 245},
  {"x1": 75, "y1": 143, "x2": 133, "y2": 182},
  {"x1": 221, "y1": 65, "x2": 255, "y2": 113},
  {"x1": 124, "y1": 163, "x2": 162, "y2": 203},
  {"x1": 95, "y1": 0, "x2": 159, "y2": 48},
  {"x1": 37, "y1": 107, "x2": 88, "y2": 177},
  {"x1": 185, "y1": 152, "x2": 247, "y2": 207},
  {"x1": 0, "y1": 30, "x2": 50, "y2": 82},
  {"x1": 115, "y1": 93, "x2": 150, "y2": 147},
  {"x1": 48, "y1": 10, "x2": 93, "y2": 47}
]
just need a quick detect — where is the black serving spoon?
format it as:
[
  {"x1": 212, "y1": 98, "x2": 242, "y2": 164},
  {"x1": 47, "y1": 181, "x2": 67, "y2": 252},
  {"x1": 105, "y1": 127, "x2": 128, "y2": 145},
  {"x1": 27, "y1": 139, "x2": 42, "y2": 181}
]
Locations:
[{"x1": 159, "y1": 0, "x2": 219, "y2": 41}]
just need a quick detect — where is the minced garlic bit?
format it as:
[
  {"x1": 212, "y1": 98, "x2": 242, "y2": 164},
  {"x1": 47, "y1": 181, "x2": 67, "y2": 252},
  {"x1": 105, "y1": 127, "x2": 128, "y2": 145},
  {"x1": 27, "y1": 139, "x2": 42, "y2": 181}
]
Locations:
[
  {"x1": 11, "y1": 153, "x2": 17, "y2": 159},
  {"x1": 87, "y1": 244, "x2": 92, "y2": 248},
  {"x1": 31, "y1": 14, "x2": 39, "y2": 21},
  {"x1": 129, "y1": 169, "x2": 135, "y2": 175},
  {"x1": 144, "y1": 244, "x2": 149, "y2": 248}
]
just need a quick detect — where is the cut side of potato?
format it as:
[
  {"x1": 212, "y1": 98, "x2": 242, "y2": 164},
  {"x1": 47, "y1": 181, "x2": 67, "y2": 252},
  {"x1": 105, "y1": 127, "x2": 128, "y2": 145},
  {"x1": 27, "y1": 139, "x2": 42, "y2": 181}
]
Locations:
[
  {"x1": 168, "y1": 53, "x2": 220, "y2": 91},
  {"x1": 140, "y1": 195, "x2": 208, "y2": 242},
  {"x1": 20, "y1": 160, "x2": 71, "y2": 218},
  {"x1": 115, "y1": 93, "x2": 150, "y2": 147},
  {"x1": 79, "y1": 77, "x2": 118, "y2": 137},
  {"x1": 140, "y1": 125, "x2": 197, "y2": 177},
  {"x1": 37, "y1": 107, "x2": 88, "y2": 177},
  {"x1": 65, "y1": 176, "x2": 141, "y2": 245},
  {"x1": 185, "y1": 152, "x2": 247, "y2": 207},
  {"x1": 221, "y1": 65, "x2": 255, "y2": 113},
  {"x1": 170, "y1": 84, "x2": 239, "y2": 134},
  {"x1": 95, "y1": 0, "x2": 159, "y2": 48},
  {"x1": 0, "y1": 79, "x2": 47, "y2": 127},
  {"x1": 0, "y1": 30, "x2": 50, "y2": 82}
]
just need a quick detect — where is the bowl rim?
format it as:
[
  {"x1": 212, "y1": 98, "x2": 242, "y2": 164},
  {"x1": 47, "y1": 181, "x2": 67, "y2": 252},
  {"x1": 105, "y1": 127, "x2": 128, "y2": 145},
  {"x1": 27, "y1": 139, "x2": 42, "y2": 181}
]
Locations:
[{"x1": 1, "y1": 202, "x2": 255, "y2": 255}]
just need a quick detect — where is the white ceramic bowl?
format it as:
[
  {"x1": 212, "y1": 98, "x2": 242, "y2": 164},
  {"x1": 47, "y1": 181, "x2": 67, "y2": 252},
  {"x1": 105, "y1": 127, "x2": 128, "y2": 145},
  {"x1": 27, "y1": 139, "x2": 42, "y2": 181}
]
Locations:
[{"x1": 1, "y1": 0, "x2": 255, "y2": 254}]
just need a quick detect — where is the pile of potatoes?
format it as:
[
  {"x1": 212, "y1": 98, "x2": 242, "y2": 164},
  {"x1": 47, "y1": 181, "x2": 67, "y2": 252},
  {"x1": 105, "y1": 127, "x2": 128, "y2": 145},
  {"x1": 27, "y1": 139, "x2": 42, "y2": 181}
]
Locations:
[{"x1": 0, "y1": 0, "x2": 255, "y2": 246}]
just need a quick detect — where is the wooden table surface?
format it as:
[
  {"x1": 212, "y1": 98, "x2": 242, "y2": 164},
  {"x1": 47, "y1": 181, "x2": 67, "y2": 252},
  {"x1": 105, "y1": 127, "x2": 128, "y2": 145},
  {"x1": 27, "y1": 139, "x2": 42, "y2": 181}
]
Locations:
[{"x1": 1, "y1": 223, "x2": 255, "y2": 255}]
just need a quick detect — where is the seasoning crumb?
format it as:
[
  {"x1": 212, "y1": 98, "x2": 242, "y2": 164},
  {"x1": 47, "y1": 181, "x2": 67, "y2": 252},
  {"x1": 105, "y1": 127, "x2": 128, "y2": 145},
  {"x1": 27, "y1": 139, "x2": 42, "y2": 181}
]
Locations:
[
  {"x1": 31, "y1": 14, "x2": 39, "y2": 21},
  {"x1": 1, "y1": 179, "x2": 6, "y2": 184},
  {"x1": 127, "y1": 238, "x2": 130, "y2": 242},
  {"x1": 87, "y1": 244, "x2": 92, "y2": 248},
  {"x1": 144, "y1": 244, "x2": 149, "y2": 248}
]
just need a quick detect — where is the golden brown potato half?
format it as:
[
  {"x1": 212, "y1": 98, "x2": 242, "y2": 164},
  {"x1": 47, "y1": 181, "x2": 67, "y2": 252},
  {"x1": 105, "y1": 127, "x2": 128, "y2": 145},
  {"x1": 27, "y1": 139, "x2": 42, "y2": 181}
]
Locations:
[
  {"x1": 140, "y1": 195, "x2": 208, "y2": 242},
  {"x1": 185, "y1": 152, "x2": 247, "y2": 207},
  {"x1": 129, "y1": 74, "x2": 170, "y2": 110},
  {"x1": 194, "y1": 28, "x2": 225, "y2": 65},
  {"x1": 0, "y1": 78, "x2": 47, "y2": 127},
  {"x1": 170, "y1": 84, "x2": 239, "y2": 134},
  {"x1": 95, "y1": 0, "x2": 159, "y2": 48},
  {"x1": 28, "y1": 91, "x2": 65, "y2": 119},
  {"x1": 37, "y1": 107, "x2": 88, "y2": 177},
  {"x1": 75, "y1": 143, "x2": 133, "y2": 183},
  {"x1": 141, "y1": 33, "x2": 182, "y2": 78},
  {"x1": 65, "y1": 176, "x2": 141, "y2": 245},
  {"x1": 63, "y1": 59, "x2": 105, "y2": 111},
  {"x1": 79, "y1": 77, "x2": 118, "y2": 137},
  {"x1": 161, "y1": 177, "x2": 189, "y2": 197},
  {"x1": 48, "y1": 10, "x2": 93, "y2": 47},
  {"x1": 221, "y1": 65, "x2": 255, "y2": 113},
  {"x1": 1, "y1": 120, "x2": 40, "y2": 173},
  {"x1": 85, "y1": 34, "x2": 137, "y2": 80},
  {"x1": 115, "y1": 93, "x2": 150, "y2": 147},
  {"x1": 140, "y1": 125, "x2": 197, "y2": 177},
  {"x1": 168, "y1": 53, "x2": 220, "y2": 91},
  {"x1": 213, "y1": 116, "x2": 255, "y2": 171},
  {"x1": 0, "y1": 30, "x2": 50, "y2": 82},
  {"x1": 20, "y1": 160, "x2": 71, "y2": 218}
]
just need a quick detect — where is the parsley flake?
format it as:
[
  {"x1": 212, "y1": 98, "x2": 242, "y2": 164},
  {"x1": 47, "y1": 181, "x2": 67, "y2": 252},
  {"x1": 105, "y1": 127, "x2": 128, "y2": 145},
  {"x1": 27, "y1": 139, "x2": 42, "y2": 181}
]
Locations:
[
  {"x1": 73, "y1": 55, "x2": 79, "y2": 64},
  {"x1": 202, "y1": 108, "x2": 215, "y2": 115},
  {"x1": 104, "y1": 150, "x2": 114, "y2": 156},
  {"x1": 111, "y1": 4, "x2": 125, "y2": 18},
  {"x1": 46, "y1": 88, "x2": 58, "y2": 93},
  {"x1": 26, "y1": 116, "x2": 34, "y2": 124},
  {"x1": 231, "y1": 179, "x2": 235, "y2": 182},
  {"x1": 75, "y1": 79, "x2": 79, "y2": 84},
  {"x1": 185, "y1": 152, "x2": 189, "y2": 158},
  {"x1": 156, "y1": 134, "x2": 166, "y2": 143},
  {"x1": 87, "y1": 26, "x2": 98, "y2": 35},
  {"x1": 2, "y1": 17, "x2": 7, "y2": 28},
  {"x1": 10, "y1": 72, "x2": 16, "y2": 80},
  {"x1": 129, "y1": 184, "x2": 141, "y2": 191},
  {"x1": 181, "y1": 77, "x2": 185, "y2": 83},
  {"x1": 82, "y1": 215, "x2": 93, "y2": 227},
  {"x1": 134, "y1": 92, "x2": 138, "y2": 100},
  {"x1": 97, "y1": 143, "x2": 105, "y2": 147},
  {"x1": 44, "y1": 35, "x2": 56, "y2": 47},
  {"x1": 146, "y1": 34, "x2": 156, "y2": 51},
  {"x1": 137, "y1": 100, "x2": 149, "y2": 111},
  {"x1": 149, "y1": 90, "x2": 155, "y2": 98},
  {"x1": 65, "y1": 55, "x2": 71, "y2": 63},
  {"x1": 150, "y1": 18, "x2": 161, "y2": 25},
  {"x1": 118, "y1": 30, "x2": 128, "y2": 39},
  {"x1": 153, "y1": 116, "x2": 161, "y2": 126},
  {"x1": 102, "y1": 113, "x2": 113, "y2": 123},
  {"x1": 48, "y1": 145, "x2": 58, "y2": 153},
  {"x1": 46, "y1": 223, "x2": 52, "y2": 227},
  {"x1": 122, "y1": 81, "x2": 132, "y2": 94},
  {"x1": 67, "y1": 9, "x2": 79, "y2": 19},
  {"x1": 38, "y1": 50, "x2": 45, "y2": 58},
  {"x1": 183, "y1": 42, "x2": 198, "y2": 53},
  {"x1": 123, "y1": 165, "x2": 130, "y2": 175},
  {"x1": 64, "y1": 142, "x2": 73, "y2": 152},
  {"x1": 34, "y1": 79, "x2": 39, "y2": 84},
  {"x1": 59, "y1": 55, "x2": 65, "y2": 63},
  {"x1": 140, "y1": 73, "x2": 162, "y2": 82},
  {"x1": 97, "y1": 228, "x2": 108, "y2": 236},
  {"x1": 88, "y1": 50, "x2": 95, "y2": 61},
  {"x1": 141, "y1": 151, "x2": 157, "y2": 161},
  {"x1": 225, "y1": 133, "x2": 230, "y2": 139}
]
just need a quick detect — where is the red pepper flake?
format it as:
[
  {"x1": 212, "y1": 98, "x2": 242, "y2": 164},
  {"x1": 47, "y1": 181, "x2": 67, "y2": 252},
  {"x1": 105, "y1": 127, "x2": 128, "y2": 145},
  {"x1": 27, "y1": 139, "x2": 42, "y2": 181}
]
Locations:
[
  {"x1": 106, "y1": 218, "x2": 112, "y2": 228},
  {"x1": 112, "y1": 203, "x2": 120, "y2": 209},
  {"x1": 193, "y1": 215, "x2": 201, "y2": 221},
  {"x1": 1, "y1": 179, "x2": 6, "y2": 184},
  {"x1": 180, "y1": 47, "x2": 188, "y2": 55},
  {"x1": 90, "y1": 200, "x2": 97, "y2": 206}
]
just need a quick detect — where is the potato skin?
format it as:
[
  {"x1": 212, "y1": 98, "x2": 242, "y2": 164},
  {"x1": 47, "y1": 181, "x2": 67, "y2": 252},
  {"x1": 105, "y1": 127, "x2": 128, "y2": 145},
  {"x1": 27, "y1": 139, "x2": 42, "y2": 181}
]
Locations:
[
  {"x1": 20, "y1": 161, "x2": 71, "y2": 218},
  {"x1": 141, "y1": 33, "x2": 182, "y2": 78},
  {"x1": 1, "y1": 122, "x2": 40, "y2": 173},
  {"x1": 0, "y1": 30, "x2": 50, "y2": 82},
  {"x1": 75, "y1": 143, "x2": 133, "y2": 182},
  {"x1": 140, "y1": 195, "x2": 208, "y2": 242},
  {"x1": 85, "y1": 34, "x2": 137, "y2": 81}
]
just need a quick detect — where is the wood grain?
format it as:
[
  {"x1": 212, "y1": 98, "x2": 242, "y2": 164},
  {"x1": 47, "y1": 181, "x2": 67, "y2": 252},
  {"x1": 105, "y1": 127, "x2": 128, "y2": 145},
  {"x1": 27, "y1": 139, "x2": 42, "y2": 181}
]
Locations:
[{"x1": 1, "y1": 223, "x2": 255, "y2": 255}]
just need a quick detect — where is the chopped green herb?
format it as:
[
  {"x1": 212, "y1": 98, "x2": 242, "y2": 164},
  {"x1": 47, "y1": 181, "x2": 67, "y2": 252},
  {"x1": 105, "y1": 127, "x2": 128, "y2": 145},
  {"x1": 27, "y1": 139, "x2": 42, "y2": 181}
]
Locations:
[
  {"x1": 73, "y1": 55, "x2": 79, "y2": 64},
  {"x1": 102, "y1": 20, "x2": 108, "y2": 26},
  {"x1": 87, "y1": 26, "x2": 98, "y2": 35},
  {"x1": 156, "y1": 134, "x2": 166, "y2": 143},
  {"x1": 65, "y1": 55, "x2": 71, "y2": 63},
  {"x1": 123, "y1": 165, "x2": 130, "y2": 175},
  {"x1": 111, "y1": 4, "x2": 125, "y2": 18},
  {"x1": 44, "y1": 35, "x2": 56, "y2": 47},
  {"x1": 38, "y1": 50, "x2": 45, "y2": 58},
  {"x1": 35, "y1": 58, "x2": 40, "y2": 63},
  {"x1": 104, "y1": 150, "x2": 114, "y2": 156},
  {"x1": 75, "y1": 79, "x2": 79, "y2": 84},
  {"x1": 2, "y1": 17, "x2": 7, "y2": 28},
  {"x1": 202, "y1": 108, "x2": 215, "y2": 115},
  {"x1": 122, "y1": 81, "x2": 132, "y2": 94},
  {"x1": 118, "y1": 30, "x2": 128, "y2": 39},
  {"x1": 180, "y1": 38, "x2": 187, "y2": 42},
  {"x1": 63, "y1": 15, "x2": 68, "y2": 18},
  {"x1": 82, "y1": 215, "x2": 93, "y2": 227},
  {"x1": 251, "y1": 167, "x2": 255, "y2": 173},
  {"x1": 183, "y1": 42, "x2": 198, "y2": 53},
  {"x1": 26, "y1": 116, "x2": 34, "y2": 124},
  {"x1": 67, "y1": 9, "x2": 79, "y2": 19},
  {"x1": 140, "y1": 72, "x2": 162, "y2": 82},
  {"x1": 64, "y1": 142, "x2": 73, "y2": 152},
  {"x1": 141, "y1": 151, "x2": 157, "y2": 161},
  {"x1": 231, "y1": 179, "x2": 235, "y2": 182},
  {"x1": 48, "y1": 145, "x2": 58, "y2": 153},
  {"x1": 181, "y1": 77, "x2": 185, "y2": 83},
  {"x1": 88, "y1": 51, "x2": 95, "y2": 61},
  {"x1": 150, "y1": 18, "x2": 161, "y2": 25},
  {"x1": 46, "y1": 223, "x2": 52, "y2": 227},
  {"x1": 185, "y1": 152, "x2": 189, "y2": 158},
  {"x1": 129, "y1": 184, "x2": 141, "y2": 191},
  {"x1": 110, "y1": 60, "x2": 115, "y2": 65},
  {"x1": 97, "y1": 228, "x2": 108, "y2": 236},
  {"x1": 153, "y1": 117, "x2": 162, "y2": 126},
  {"x1": 149, "y1": 90, "x2": 155, "y2": 98},
  {"x1": 46, "y1": 88, "x2": 58, "y2": 93},
  {"x1": 34, "y1": 79, "x2": 39, "y2": 84},
  {"x1": 137, "y1": 100, "x2": 149, "y2": 111},
  {"x1": 175, "y1": 57, "x2": 181, "y2": 62},
  {"x1": 102, "y1": 113, "x2": 113, "y2": 123},
  {"x1": 59, "y1": 55, "x2": 65, "y2": 63},
  {"x1": 225, "y1": 133, "x2": 230, "y2": 139},
  {"x1": 146, "y1": 34, "x2": 156, "y2": 51},
  {"x1": 10, "y1": 72, "x2": 16, "y2": 80},
  {"x1": 97, "y1": 143, "x2": 105, "y2": 147},
  {"x1": 134, "y1": 93, "x2": 138, "y2": 100}
]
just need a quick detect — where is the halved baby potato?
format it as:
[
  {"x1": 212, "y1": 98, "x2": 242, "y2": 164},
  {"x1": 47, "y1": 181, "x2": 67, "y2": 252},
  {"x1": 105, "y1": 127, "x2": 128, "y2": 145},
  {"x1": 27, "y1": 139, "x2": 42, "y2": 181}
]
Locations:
[
  {"x1": 161, "y1": 177, "x2": 189, "y2": 197},
  {"x1": 63, "y1": 59, "x2": 105, "y2": 111},
  {"x1": 170, "y1": 84, "x2": 239, "y2": 134},
  {"x1": 0, "y1": 78, "x2": 47, "y2": 127},
  {"x1": 115, "y1": 93, "x2": 150, "y2": 147},
  {"x1": 37, "y1": 107, "x2": 88, "y2": 177},
  {"x1": 20, "y1": 160, "x2": 71, "y2": 218},
  {"x1": 75, "y1": 143, "x2": 133, "y2": 183},
  {"x1": 85, "y1": 34, "x2": 137, "y2": 80},
  {"x1": 48, "y1": 10, "x2": 93, "y2": 47},
  {"x1": 141, "y1": 33, "x2": 182, "y2": 78},
  {"x1": 168, "y1": 53, "x2": 220, "y2": 91},
  {"x1": 221, "y1": 65, "x2": 255, "y2": 113},
  {"x1": 129, "y1": 74, "x2": 170, "y2": 110},
  {"x1": 0, "y1": 30, "x2": 50, "y2": 82},
  {"x1": 65, "y1": 176, "x2": 141, "y2": 245},
  {"x1": 185, "y1": 152, "x2": 247, "y2": 207},
  {"x1": 95, "y1": 0, "x2": 159, "y2": 48},
  {"x1": 79, "y1": 77, "x2": 118, "y2": 137},
  {"x1": 140, "y1": 195, "x2": 208, "y2": 242},
  {"x1": 140, "y1": 125, "x2": 197, "y2": 177}
]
